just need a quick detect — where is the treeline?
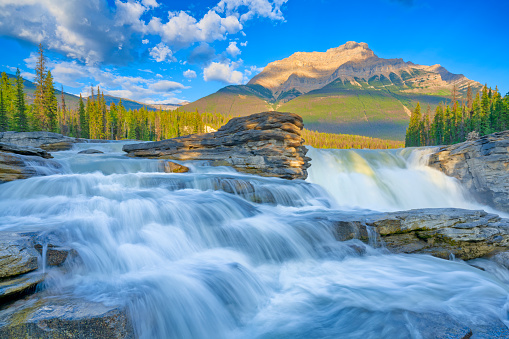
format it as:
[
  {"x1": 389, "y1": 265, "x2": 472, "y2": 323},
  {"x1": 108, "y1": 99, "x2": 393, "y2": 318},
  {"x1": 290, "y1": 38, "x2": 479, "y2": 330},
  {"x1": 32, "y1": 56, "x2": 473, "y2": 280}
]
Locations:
[
  {"x1": 406, "y1": 85, "x2": 509, "y2": 147},
  {"x1": 302, "y1": 129, "x2": 404, "y2": 149},
  {"x1": 0, "y1": 44, "x2": 230, "y2": 141}
]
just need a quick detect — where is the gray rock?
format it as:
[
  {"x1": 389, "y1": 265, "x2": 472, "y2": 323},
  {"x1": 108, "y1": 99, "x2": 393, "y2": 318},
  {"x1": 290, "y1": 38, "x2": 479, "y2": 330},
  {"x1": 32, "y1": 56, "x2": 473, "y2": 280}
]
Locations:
[
  {"x1": 0, "y1": 131, "x2": 76, "y2": 151},
  {"x1": 0, "y1": 272, "x2": 45, "y2": 300},
  {"x1": 123, "y1": 112, "x2": 311, "y2": 180},
  {"x1": 78, "y1": 149, "x2": 104, "y2": 154},
  {"x1": 0, "y1": 295, "x2": 135, "y2": 338},
  {"x1": 0, "y1": 151, "x2": 63, "y2": 183},
  {"x1": 0, "y1": 233, "x2": 40, "y2": 279},
  {"x1": 162, "y1": 160, "x2": 189, "y2": 173},
  {"x1": 0, "y1": 142, "x2": 52, "y2": 159},
  {"x1": 428, "y1": 130, "x2": 509, "y2": 212},
  {"x1": 329, "y1": 208, "x2": 509, "y2": 260}
]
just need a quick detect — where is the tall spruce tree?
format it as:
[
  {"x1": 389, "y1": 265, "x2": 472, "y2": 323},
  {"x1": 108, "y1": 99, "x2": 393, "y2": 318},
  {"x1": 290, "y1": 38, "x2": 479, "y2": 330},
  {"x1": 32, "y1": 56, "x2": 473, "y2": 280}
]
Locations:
[
  {"x1": 405, "y1": 102, "x2": 422, "y2": 147},
  {"x1": 78, "y1": 94, "x2": 88, "y2": 138},
  {"x1": 0, "y1": 88, "x2": 7, "y2": 132},
  {"x1": 34, "y1": 43, "x2": 46, "y2": 131},
  {"x1": 14, "y1": 68, "x2": 28, "y2": 132},
  {"x1": 43, "y1": 70, "x2": 58, "y2": 132}
]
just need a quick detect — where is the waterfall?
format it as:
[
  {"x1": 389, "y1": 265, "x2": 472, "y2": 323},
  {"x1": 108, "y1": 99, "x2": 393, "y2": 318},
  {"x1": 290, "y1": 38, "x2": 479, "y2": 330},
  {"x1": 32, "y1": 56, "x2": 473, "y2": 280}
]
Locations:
[{"x1": 1, "y1": 142, "x2": 508, "y2": 338}]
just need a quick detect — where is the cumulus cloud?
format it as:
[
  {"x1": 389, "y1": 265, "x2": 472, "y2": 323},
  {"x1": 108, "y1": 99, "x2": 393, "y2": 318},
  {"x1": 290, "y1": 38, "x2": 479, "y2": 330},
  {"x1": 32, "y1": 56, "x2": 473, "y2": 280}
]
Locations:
[
  {"x1": 183, "y1": 69, "x2": 197, "y2": 79},
  {"x1": 244, "y1": 65, "x2": 263, "y2": 77},
  {"x1": 149, "y1": 42, "x2": 176, "y2": 62},
  {"x1": 226, "y1": 41, "x2": 241, "y2": 57},
  {"x1": 203, "y1": 61, "x2": 243, "y2": 84},
  {"x1": 240, "y1": 41, "x2": 248, "y2": 47},
  {"x1": 215, "y1": 0, "x2": 288, "y2": 23},
  {"x1": 0, "y1": 0, "x2": 288, "y2": 66}
]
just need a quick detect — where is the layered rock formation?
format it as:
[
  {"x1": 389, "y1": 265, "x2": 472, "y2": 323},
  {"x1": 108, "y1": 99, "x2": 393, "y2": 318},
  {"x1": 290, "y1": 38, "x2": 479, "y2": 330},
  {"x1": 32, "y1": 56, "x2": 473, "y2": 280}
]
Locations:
[
  {"x1": 123, "y1": 112, "x2": 311, "y2": 180},
  {"x1": 0, "y1": 131, "x2": 77, "y2": 151},
  {"x1": 0, "y1": 143, "x2": 63, "y2": 183},
  {"x1": 428, "y1": 130, "x2": 509, "y2": 212},
  {"x1": 329, "y1": 208, "x2": 509, "y2": 260}
]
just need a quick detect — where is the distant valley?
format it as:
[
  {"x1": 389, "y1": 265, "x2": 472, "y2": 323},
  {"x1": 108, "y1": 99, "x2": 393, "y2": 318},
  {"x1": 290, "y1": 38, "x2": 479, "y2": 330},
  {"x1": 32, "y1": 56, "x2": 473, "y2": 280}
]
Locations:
[{"x1": 182, "y1": 41, "x2": 482, "y2": 140}]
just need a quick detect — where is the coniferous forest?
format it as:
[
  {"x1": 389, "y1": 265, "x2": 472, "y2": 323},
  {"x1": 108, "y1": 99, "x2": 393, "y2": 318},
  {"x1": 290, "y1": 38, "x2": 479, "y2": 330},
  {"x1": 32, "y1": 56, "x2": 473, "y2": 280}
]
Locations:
[{"x1": 405, "y1": 85, "x2": 509, "y2": 147}]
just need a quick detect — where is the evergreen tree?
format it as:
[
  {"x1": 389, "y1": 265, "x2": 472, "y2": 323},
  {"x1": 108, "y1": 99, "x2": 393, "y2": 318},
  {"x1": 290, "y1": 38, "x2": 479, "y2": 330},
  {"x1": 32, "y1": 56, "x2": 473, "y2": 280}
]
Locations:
[
  {"x1": 78, "y1": 94, "x2": 88, "y2": 138},
  {"x1": 432, "y1": 105, "x2": 444, "y2": 145},
  {"x1": 0, "y1": 88, "x2": 7, "y2": 132},
  {"x1": 405, "y1": 102, "x2": 422, "y2": 147},
  {"x1": 14, "y1": 68, "x2": 28, "y2": 132},
  {"x1": 43, "y1": 70, "x2": 58, "y2": 132},
  {"x1": 466, "y1": 85, "x2": 473, "y2": 110},
  {"x1": 34, "y1": 43, "x2": 46, "y2": 131}
]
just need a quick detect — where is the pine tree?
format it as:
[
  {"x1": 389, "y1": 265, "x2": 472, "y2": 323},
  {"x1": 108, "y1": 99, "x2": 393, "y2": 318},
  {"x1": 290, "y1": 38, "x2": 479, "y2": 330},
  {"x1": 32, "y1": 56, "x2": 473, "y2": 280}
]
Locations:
[
  {"x1": 405, "y1": 102, "x2": 422, "y2": 147},
  {"x1": 0, "y1": 88, "x2": 7, "y2": 132},
  {"x1": 78, "y1": 94, "x2": 88, "y2": 138},
  {"x1": 432, "y1": 105, "x2": 444, "y2": 145},
  {"x1": 43, "y1": 70, "x2": 58, "y2": 132},
  {"x1": 466, "y1": 85, "x2": 473, "y2": 110},
  {"x1": 34, "y1": 43, "x2": 46, "y2": 131},
  {"x1": 14, "y1": 68, "x2": 28, "y2": 132}
]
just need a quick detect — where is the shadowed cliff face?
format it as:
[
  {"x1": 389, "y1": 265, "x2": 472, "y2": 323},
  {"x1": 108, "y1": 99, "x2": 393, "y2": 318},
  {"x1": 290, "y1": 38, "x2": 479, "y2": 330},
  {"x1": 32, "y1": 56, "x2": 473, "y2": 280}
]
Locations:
[
  {"x1": 123, "y1": 112, "x2": 311, "y2": 180},
  {"x1": 428, "y1": 130, "x2": 509, "y2": 212}
]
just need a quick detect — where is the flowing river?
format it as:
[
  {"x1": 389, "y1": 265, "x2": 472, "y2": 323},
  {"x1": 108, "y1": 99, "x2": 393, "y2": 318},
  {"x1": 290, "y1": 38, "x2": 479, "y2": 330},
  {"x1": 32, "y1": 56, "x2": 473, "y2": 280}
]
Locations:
[{"x1": 1, "y1": 142, "x2": 508, "y2": 338}]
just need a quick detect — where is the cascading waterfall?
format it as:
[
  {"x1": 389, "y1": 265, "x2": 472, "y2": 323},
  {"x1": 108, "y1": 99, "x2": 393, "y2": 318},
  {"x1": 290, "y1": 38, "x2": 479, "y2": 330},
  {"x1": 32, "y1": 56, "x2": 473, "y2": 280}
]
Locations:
[{"x1": 1, "y1": 142, "x2": 509, "y2": 338}]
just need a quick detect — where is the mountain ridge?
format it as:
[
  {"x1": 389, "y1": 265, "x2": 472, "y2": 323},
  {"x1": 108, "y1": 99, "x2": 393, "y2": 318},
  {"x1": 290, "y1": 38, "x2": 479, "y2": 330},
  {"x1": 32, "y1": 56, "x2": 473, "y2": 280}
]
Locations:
[{"x1": 183, "y1": 41, "x2": 483, "y2": 140}]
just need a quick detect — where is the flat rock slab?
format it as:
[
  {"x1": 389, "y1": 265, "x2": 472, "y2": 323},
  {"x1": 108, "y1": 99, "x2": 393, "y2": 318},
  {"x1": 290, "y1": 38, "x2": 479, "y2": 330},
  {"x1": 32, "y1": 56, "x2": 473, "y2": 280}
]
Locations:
[
  {"x1": 0, "y1": 272, "x2": 45, "y2": 300},
  {"x1": 0, "y1": 152, "x2": 63, "y2": 183},
  {"x1": 0, "y1": 295, "x2": 135, "y2": 338},
  {"x1": 123, "y1": 112, "x2": 311, "y2": 180},
  {"x1": 0, "y1": 131, "x2": 76, "y2": 150},
  {"x1": 327, "y1": 208, "x2": 509, "y2": 260},
  {"x1": 428, "y1": 130, "x2": 509, "y2": 212},
  {"x1": 0, "y1": 142, "x2": 52, "y2": 159}
]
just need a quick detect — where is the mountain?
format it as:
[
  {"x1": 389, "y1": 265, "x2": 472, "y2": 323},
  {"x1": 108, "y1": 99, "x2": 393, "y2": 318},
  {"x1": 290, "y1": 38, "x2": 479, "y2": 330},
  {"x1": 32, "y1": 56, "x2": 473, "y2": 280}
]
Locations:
[{"x1": 182, "y1": 42, "x2": 483, "y2": 140}]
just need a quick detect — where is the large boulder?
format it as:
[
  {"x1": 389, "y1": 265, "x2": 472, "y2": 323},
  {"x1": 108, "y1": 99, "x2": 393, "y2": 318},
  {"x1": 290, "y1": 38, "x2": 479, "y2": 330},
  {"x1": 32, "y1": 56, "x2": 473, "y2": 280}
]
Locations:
[
  {"x1": 328, "y1": 208, "x2": 509, "y2": 260},
  {"x1": 0, "y1": 295, "x2": 135, "y2": 339},
  {"x1": 0, "y1": 131, "x2": 77, "y2": 151},
  {"x1": 428, "y1": 130, "x2": 509, "y2": 212},
  {"x1": 123, "y1": 112, "x2": 311, "y2": 180}
]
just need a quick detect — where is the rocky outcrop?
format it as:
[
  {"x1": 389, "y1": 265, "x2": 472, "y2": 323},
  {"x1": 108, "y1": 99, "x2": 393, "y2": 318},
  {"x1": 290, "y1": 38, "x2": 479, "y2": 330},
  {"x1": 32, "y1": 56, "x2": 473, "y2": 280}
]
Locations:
[
  {"x1": 428, "y1": 130, "x2": 509, "y2": 212},
  {"x1": 0, "y1": 231, "x2": 75, "y2": 301},
  {"x1": 328, "y1": 208, "x2": 509, "y2": 260},
  {"x1": 123, "y1": 112, "x2": 311, "y2": 180},
  {"x1": 0, "y1": 295, "x2": 135, "y2": 339},
  {"x1": 163, "y1": 161, "x2": 189, "y2": 173},
  {"x1": 0, "y1": 145, "x2": 63, "y2": 183},
  {"x1": 0, "y1": 131, "x2": 77, "y2": 151}
]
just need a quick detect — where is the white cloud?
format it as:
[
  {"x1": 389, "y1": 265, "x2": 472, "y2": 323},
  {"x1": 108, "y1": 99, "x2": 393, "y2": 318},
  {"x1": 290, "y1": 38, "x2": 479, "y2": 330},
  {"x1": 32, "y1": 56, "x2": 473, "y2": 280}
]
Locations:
[
  {"x1": 215, "y1": 0, "x2": 288, "y2": 23},
  {"x1": 183, "y1": 69, "x2": 197, "y2": 79},
  {"x1": 226, "y1": 41, "x2": 241, "y2": 57},
  {"x1": 149, "y1": 80, "x2": 185, "y2": 92},
  {"x1": 0, "y1": 0, "x2": 288, "y2": 66},
  {"x1": 142, "y1": 0, "x2": 159, "y2": 8},
  {"x1": 203, "y1": 61, "x2": 243, "y2": 84},
  {"x1": 244, "y1": 65, "x2": 263, "y2": 77},
  {"x1": 149, "y1": 43, "x2": 176, "y2": 62},
  {"x1": 240, "y1": 41, "x2": 248, "y2": 47}
]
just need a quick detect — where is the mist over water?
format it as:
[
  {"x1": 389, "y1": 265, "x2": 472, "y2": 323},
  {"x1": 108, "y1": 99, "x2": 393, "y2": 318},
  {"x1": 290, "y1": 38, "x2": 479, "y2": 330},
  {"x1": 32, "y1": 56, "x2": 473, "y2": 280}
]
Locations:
[{"x1": 1, "y1": 142, "x2": 508, "y2": 338}]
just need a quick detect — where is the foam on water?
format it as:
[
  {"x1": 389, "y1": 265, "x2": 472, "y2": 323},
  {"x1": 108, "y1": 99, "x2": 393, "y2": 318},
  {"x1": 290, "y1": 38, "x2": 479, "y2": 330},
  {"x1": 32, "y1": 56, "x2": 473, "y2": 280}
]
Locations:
[{"x1": 1, "y1": 142, "x2": 508, "y2": 338}]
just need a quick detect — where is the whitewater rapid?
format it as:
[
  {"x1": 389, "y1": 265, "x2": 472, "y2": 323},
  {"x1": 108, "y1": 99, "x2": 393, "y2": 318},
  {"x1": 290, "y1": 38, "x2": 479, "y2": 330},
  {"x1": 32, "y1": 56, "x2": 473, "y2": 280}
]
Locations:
[{"x1": 1, "y1": 142, "x2": 508, "y2": 338}]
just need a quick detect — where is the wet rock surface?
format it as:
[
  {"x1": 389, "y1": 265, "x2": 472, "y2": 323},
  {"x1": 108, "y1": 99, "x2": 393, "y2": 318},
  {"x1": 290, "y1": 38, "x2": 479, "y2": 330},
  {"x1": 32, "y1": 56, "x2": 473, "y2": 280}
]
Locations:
[
  {"x1": 123, "y1": 112, "x2": 311, "y2": 180},
  {"x1": 428, "y1": 130, "x2": 509, "y2": 212},
  {"x1": 163, "y1": 160, "x2": 189, "y2": 173},
  {"x1": 329, "y1": 208, "x2": 509, "y2": 260},
  {"x1": 0, "y1": 295, "x2": 135, "y2": 339},
  {"x1": 78, "y1": 148, "x2": 104, "y2": 154},
  {"x1": 0, "y1": 151, "x2": 63, "y2": 183}
]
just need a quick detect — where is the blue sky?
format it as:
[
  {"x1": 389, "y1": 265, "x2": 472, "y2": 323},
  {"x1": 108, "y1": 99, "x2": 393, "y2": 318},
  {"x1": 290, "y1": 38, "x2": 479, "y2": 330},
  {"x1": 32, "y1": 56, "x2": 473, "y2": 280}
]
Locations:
[{"x1": 0, "y1": 0, "x2": 508, "y2": 105}]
